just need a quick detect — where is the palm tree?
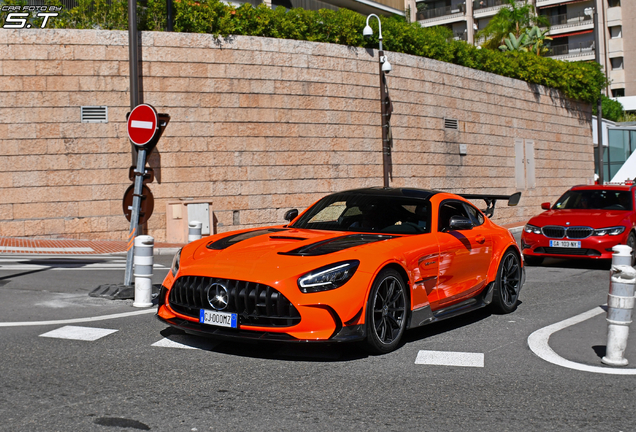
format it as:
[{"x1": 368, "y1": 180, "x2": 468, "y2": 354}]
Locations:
[{"x1": 477, "y1": 0, "x2": 549, "y2": 51}]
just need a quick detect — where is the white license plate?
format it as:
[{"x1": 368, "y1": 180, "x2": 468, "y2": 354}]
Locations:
[
  {"x1": 199, "y1": 309, "x2": 238, "y2": 328},
  {"x1": 550, "y1": 240, "x2": 581, "y2": 248}
]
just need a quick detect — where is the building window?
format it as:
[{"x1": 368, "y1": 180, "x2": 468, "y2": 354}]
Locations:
[
  {"x1": 610, "y1": 26, "x2": 622, "y2": 39},
  {"x1": 608, "y1": 0, "x2": 620, "y2": 7},
  {"x1": 612, "y1": 89, "x2": 625, "y2": 97},
  {"x1": 611, "y1": 57, "x2": 624, "y2": 70}
]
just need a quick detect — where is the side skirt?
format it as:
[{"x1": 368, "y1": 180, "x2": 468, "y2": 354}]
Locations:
[{"x1": 407, "y1": 282, "x2": 494, "y2": 330}]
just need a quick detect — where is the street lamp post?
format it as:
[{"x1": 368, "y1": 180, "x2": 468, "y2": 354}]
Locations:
[
  {"x1": 585, "y1": 6, "x2": 604, "y2": 184},
  {"x1": 363, "y1": 14, "x2": 393, "y2": 188}
]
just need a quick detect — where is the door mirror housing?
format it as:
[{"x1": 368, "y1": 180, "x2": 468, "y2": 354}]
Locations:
[
  {"x1": 541, "y1": 202, "x2": 551, "y2": 210},
  {"x1": 284, "y1": 209, "x2": 299, "y2": 222},
  {"x1": 448, "y1": 216, "x2": 474, "y2": 231}
]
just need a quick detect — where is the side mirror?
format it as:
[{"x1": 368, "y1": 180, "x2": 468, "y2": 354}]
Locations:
[
  {"x1": 541, "y1": 202, "x2": 551, "y2": 210},
  {"x1": 284, "y1": 209, "x2": 299, "y2": 222},
  {"x1": 448, "y1": 216, "x2": 474, "y2": 231}
]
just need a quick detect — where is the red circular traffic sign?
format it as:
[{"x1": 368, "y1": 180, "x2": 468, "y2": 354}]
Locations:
[{"x1": 127, "y1": 104, "x2": 158, "y2": 147}]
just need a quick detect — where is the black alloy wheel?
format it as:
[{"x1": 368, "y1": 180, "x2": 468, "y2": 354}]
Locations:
[
  {"x1": 626, "y1": 232, "x2": 636, "y2": 267},
  {"x1": 491, "y1": 250, "x2": 521, "y2": 314},
  {"x1": 364, "y1": 268, "x2": 407, "y2": 354}
]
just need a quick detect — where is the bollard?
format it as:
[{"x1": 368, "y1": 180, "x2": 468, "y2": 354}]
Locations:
[
  {"x1": 188, "y1": 220, "x2": 202, "y2": 242},
  {"x1": 133, "y1": 235, "x2": 154, "y2": 308},
  {"x1": 602, "y1": 245, "x2": 636, "y2": 366}
]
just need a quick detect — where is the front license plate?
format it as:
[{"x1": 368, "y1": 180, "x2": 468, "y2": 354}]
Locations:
[
  {"x1": 199, "y1": 309, "x2": 238, "y2": 328},
  {"x1": 550, "y1": 240, "x2": 581, "y2": 248}
]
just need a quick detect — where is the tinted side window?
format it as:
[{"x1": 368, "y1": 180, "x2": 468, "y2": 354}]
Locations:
[
  {"x1": 464, "y1": 203, "x2": 485, "y2": 226},
  {"x1": 438, "y1": 201, "x2": 470, "y2": 232}
]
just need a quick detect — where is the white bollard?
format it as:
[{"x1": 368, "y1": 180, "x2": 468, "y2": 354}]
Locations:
[
  {"x1": 188, "y1": 220, "x2": 202, "y2": 242},
  {"x1": 133, "y1": 235, "x2": 154, "y2": 308},
  {"x1": 602, "y1": 245, "x2": 636, "y2": 366}
]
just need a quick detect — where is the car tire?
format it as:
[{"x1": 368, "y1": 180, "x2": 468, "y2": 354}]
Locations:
[
  {"x1": 626, "y1": 232, "x2": 636, "y2": 267},
  {"x1": 491, "y1": 250, "x2": 522, "y2": 314},
  {"x1": 364, "y1": 268, "x2": 407, "y2": 354},
  {"x1": 523, "y1": 254, "x2": 543, "y2": 266}
]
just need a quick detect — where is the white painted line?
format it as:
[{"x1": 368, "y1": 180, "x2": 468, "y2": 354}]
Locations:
[
  {"x1": 0, "y1": 246, "x2": 94, "y2": 252},
  {"x1": 0, "y1": 308, "x2": 156, "y2": 327},
  {"x1": 131, "y1": 120, "x2": 153, "y2": 129},
  {"x1": 415, "y1": 350, "x2": 484, "y2": 367},
  {"x1": 527, "y1": 306, "x2": 636, "y2": 375},
  {"x1": 152, "y1": 337, "x2": 219, "y2": 351},
  {"x1": 152, "y1": 338, "x2": 198, "y2": 349},
  {"x1": 39, "y1": 325, "x2": 118, "y2": 341}
]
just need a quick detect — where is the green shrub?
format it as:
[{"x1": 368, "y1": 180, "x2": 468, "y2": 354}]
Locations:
[
  {"x1": 593, "y1": 96, "x2": 624, "y2": 122},
  {"x1": 2, "y1": 0, "x2": 606, "y2": 103}
]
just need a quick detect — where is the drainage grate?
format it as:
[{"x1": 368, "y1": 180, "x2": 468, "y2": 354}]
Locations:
[
  {"x1": 444, "y1": 118, "x2": 459, "y2": 130},
  {"x1": 81, "y1": 106, "x2": 108, "y2": 123}
]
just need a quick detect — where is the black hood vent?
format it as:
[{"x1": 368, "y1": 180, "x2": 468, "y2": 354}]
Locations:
[{"x1": 279, "y1": 234, "x2": 397, "y2": 256}]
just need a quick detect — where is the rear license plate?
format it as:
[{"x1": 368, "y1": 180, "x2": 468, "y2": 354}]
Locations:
[
  {"x1": 550, "y1": 240, "x2": 581, "y2": 248},
  {"x1": 200, "y1": 309, "x2": 238, "y2": 328}
]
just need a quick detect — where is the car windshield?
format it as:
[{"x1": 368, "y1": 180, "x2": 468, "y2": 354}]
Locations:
[
  {"x1": 291, "y1": 193, "x2": 431, "y2": 234},
  {"x1": 553, "y1": 189, "x2": 632, "y2": 210}
]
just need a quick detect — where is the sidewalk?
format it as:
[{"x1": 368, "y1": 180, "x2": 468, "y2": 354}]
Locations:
[{"x1": 0, "y1": 236, "x2": 183, "y2": 255}]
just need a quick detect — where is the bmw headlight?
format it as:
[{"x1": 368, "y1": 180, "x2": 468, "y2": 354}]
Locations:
[
  {"x1": 524, "y1": 224, "x2": 542, "y2": 235},
  {"x1": 298, "y1": 260, "x2": 360, "y2": 293},
  {"x1": 170, "y1": 248, "x2": 182, "y2": 277},
  {"x1": 593, "y1": 226, "x2": 625, "y2": 236}
]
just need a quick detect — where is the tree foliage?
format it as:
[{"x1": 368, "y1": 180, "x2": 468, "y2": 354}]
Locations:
[
  {"x1": 0, "y1": 0, "x2": 606, "y2": 103},
  {"x1": 593, "y1": 96, "x2": 624, "y2": 122},
  {"x1": 478, "y1": 0, "x2": 549, "y2": 51}
]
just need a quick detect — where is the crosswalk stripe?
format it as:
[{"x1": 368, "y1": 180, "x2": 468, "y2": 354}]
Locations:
[
  {"x1": 39, "y1": 325, "x2": 118, "y2": 341},
  {"x1": 415, "y1": 350, "x2": 484, "y2": 367}
]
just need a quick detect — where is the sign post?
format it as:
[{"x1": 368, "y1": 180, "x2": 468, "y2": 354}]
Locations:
[{"x1": 123, "y1": 104, "x2": 168, "y2": 286}]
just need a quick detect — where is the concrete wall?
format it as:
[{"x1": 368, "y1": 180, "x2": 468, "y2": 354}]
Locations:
[{"x1": 0, "y1": 29, "x2": 594, "y2": 241}]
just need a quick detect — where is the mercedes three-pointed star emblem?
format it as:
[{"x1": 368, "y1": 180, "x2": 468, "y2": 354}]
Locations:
[{"x1": 207, "y1": 282, "x2": 229, "y2": 311}]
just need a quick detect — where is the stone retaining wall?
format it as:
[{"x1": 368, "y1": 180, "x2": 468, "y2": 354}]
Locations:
[{"x1": 0, "y1": 29, "x2": 593, "y2": 241}]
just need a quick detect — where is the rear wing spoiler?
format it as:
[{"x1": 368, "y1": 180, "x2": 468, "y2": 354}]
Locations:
[{"x1": 459, "y1": 192, "x2": 521, "y2": 218}]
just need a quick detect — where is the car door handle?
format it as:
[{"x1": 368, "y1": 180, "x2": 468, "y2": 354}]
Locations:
[{"x1": 475, "y1": 235, "x2": 485, "y2": 244}]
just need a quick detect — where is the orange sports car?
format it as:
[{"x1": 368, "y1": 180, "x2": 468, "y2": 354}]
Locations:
[{"x1": 157, "y1": 187, "x2": 524, "y2": 353}]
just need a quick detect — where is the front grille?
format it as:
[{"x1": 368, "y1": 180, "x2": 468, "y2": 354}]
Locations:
[
  {"x1": 542, "y1": 226, "x2": 565, "y2": 238},
  {"x1": 534, "y1": 247, "x2": 601, "y2": 256},
  {"x1": 168, "y1": 276, "x2": 301, "y2": 327},
  {"x1": 564, "y1": 227, "x2": 593, "y2": 239}
]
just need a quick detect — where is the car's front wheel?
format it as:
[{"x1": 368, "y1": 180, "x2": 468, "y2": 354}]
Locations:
[
  {"x1": 364, "y1": 268, "x2": 407, "y2": 354},
  {"x1": 491, "y1": 250, "x2": 522, "y2": 314}
]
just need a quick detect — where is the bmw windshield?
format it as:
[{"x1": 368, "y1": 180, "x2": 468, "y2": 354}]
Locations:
[{"x1": 553, "y1": 189, "x2": 632, "y2": 211}]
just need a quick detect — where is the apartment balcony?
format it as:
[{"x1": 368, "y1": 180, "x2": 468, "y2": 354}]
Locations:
[
  {"x1": 322, "y1": 0, "x2": 405, "y2": 15},
  {"x1": 546, "y1": 40, "x2": 595, "y2": 61},
  {"x1": 610, "y1": 70, "x2": 626, "y2": 88},
  {"x1": 609, "y1": 38, "x2": 623, "y2": 56},
  {"x1": 607, "y1": 5, "x2": 622, "y2": 26},
  {"x1": 472, "y1": 0, "x2": 512, "y2": 18},
  {"x1": 453, "y1": 32, "x2": 468, "y2": 41},
  {"x1": 417, "y1": 4, "x2": 466, "y2": 25},
  {"x1": 536, "y1": 0, "x2": 579, "y2": 8},
  {"x1": 545, "y1": 12, "x2": 594, "y2": 36}
]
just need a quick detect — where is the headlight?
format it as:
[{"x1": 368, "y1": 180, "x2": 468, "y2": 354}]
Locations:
[
  {"x1": 170, "y1": 248, "x2": 182, "y2": 277},
  {"x1": 297, "y1": 260, "x2": 360, "y2": 293},
  {"x1": 593, "y1": 226, "x2": 625, "y2": 236},
  {"x1": 524, "y1": 224, "x2": 542, "y2": 235}
]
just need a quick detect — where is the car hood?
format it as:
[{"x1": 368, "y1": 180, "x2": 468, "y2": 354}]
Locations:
[
  {"x1": 179, "y1": 227, "x2": 401, "y2": 283},
  {"x1": 528, "y1": 209, "x2": 629, "y2": 228}
]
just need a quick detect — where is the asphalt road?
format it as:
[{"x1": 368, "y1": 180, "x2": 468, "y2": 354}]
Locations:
[{"x1": 1, "y1": 252, "x2": 635, "y2": 432}]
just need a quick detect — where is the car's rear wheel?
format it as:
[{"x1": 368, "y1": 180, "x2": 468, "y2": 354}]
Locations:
[
  {"x1": 364, "y1": 269, "x2": 407, "y2": 354},
  {"x1": 491, "y1": 250, "x2": 521, "y2": 314},
  {"x1": 523, "y1": 254, "x2": 543, "y2": 266},
  {"x1": 626, "y1": 232, "x2": 636, "y2": 266}
]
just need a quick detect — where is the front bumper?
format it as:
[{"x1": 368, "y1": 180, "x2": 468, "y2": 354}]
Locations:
[{"x1": 520, "y1": 232, "x2": 625, "y2": 260}]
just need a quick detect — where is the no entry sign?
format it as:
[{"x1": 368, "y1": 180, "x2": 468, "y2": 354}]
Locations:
[{"x1": 127, "y1": 104, "x2": 158, "y2": 147}]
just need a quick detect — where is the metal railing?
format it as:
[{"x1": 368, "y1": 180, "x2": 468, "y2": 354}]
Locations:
[
  {"x1": 547, "y1": 40, "x2": 594, "y2": 57},
  {"x1": 473, "y1": 0, "x2": 507, "y2": 11},
  {"x1": 454, "y1": 32, "x2": 468, "y2": 41},
  {"x1": 416, "y1": 3, "x2": 465, "y2": 20},
  {"x1": 545, "y1": 12, "x2": 592, "y2": 27}
]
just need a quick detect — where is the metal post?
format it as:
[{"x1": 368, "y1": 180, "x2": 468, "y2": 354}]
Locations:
[
  {"x1": 128, "y1": 0, "x2": 140, "y2": 165},
  {"x1": 167, "y1": 0, "x2": 173, "y2": 31},
  {"x1": 124, "y1": 148, "x2": 147, "y2": 286},
  {"x1": 593, "y1": 9, "x2": 604, "y2": 185},
  {"x1": 602, "y1": 245, "x2": 635, "y2": 366},
  {"x1": 379, "y1": 50, "x2": 390, "y2": 189},
  {"x1": 133, "y1": 235, "x2": 154, "y2": 308}
]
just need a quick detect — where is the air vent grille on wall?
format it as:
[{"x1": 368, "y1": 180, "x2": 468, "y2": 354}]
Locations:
[
  {"x1": 444, "y1": 118, "x2": 459, "y2": 130},
  {"x1": 81, "y1": 106, "x2": 108, "y2": 123}
]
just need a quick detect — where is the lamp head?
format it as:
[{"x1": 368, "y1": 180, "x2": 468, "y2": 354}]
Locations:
[
  {"x1": 382, "y1": 60, "x2": 392, "y2": 73},
  {"x1": 363, "y1": 25, "x2": 373, "y2": 38}
]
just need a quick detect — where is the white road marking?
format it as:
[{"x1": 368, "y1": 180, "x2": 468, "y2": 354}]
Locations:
[
  {"x1": 0, "y1": 308, "x2": 156, "y2": 327},
  {"x1": 39, "y1": 325, "x2": 118, "y2": 341},
  {"x1": 152, "y1": 337, "x2": 219, "y2": 351},
  {"x1": 0, "y1": 246, "x2": 94, "y2": 252},
  {"x1": 131, "y1": 120, "x2": 153, "y2": 129},
  {"x1": 415, "y1": 350, "x2": 484, "y2": 367},
  {"x1": 527, "y1": 306, "x2": 636, "y2": 375}
]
